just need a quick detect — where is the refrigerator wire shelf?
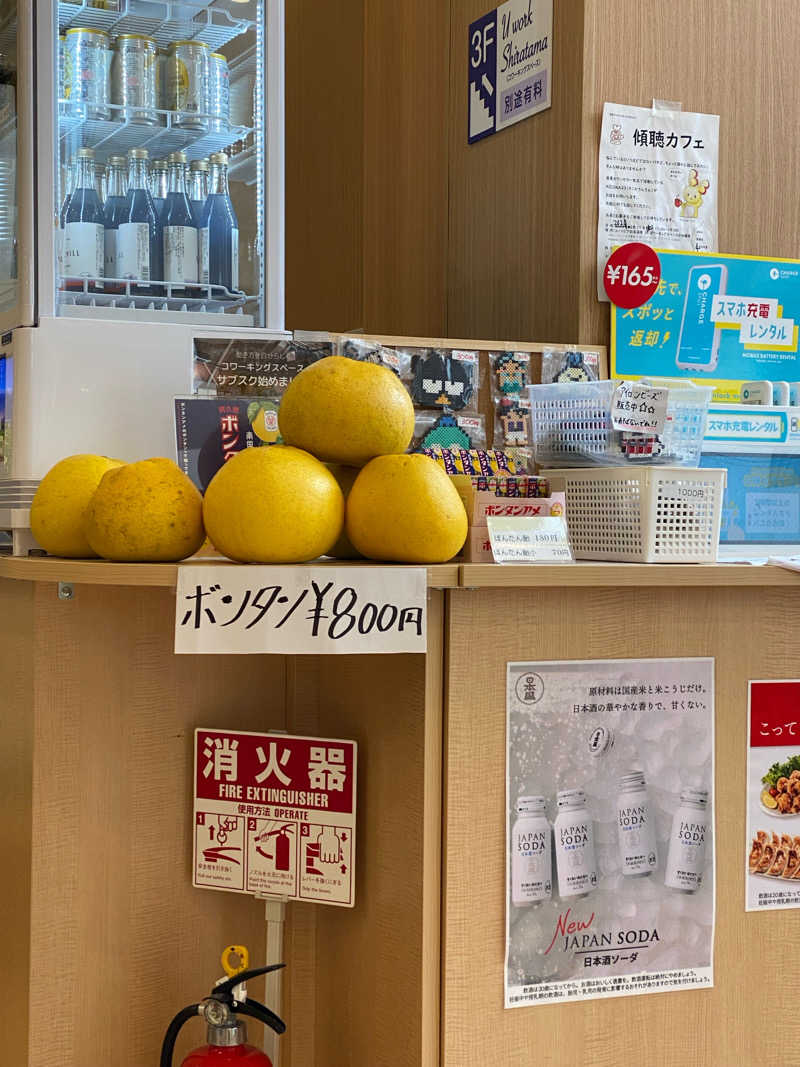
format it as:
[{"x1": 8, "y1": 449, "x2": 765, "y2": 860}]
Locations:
[
  {"x1": 58, "y1": 0, "x2": 255, "y2": 52},
  {"x1": 58, "y1": 276, "x2": 255, "y2": 314},
  {"x1": 59, "y1": 105, "x2": 252, "y2": 164}
]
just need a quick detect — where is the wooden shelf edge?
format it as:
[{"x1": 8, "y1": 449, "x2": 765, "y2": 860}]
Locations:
[
  {"x1": 4, "y1": 556, "x2": 795, "y2": 591},
  {"x1": 459, "y1": 561, "x2": 800, "y2": 588},
  {"x1": 0, "y1": 557, "x2": 461, "y2": 589}
]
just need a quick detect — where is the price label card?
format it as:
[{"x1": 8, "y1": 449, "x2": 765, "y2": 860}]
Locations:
[
  {"x1": 611, "y1": 380, "x2": 669, "y2": 435},
  {"x1": 603, "y1": 242, "x2": 661, "y2": 308},
  {"x1": 175, "y1": 566, "x2": 427, "y2": 654},
  {"x1": 487, "y1": 516, "x2": 573, "y2": 564}
]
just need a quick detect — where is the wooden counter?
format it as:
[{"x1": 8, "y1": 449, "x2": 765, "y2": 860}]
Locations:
[
  {"x1": 3, "y1": 557, "x2": 798, "y2": 1066},
  {"x1": 444, "y1": 565, "x2": 800, "y2": 1067}
]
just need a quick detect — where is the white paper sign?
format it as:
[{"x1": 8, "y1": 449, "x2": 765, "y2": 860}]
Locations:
[
  {"x1": 506, "y1": 658, "x2": 715, "y2": 1006},
  {"x1": 487, "y1": 515, "x2": 573, "y2": 563},
  {"x1": 597, "y1": 103, "x2": 719, "y2": 300},
  {"x1": 611, "y1": 381, "x2": 669, "y2": 435},
  {"x1": 194, "y1": 728, "x2": 357, "y2": 906},
  {"x1": 175, "y1": 566, "x2": 427, "y2": 654}
]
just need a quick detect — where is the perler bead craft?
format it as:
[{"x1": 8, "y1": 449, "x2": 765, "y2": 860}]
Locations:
[
  {"x1": 498, "y1": 398, "x2": 531, "y2": 446},
  {"x1": 555, "y1": 350, "x2": 594, "y2": 383},
  {"x1": 419, "y1": 414, "x2": 473, "y2": 451},
  {"x1": 412, "y1": 350, "x2": 474, "y2": 410},
  {"x1": 495, "y1": 352, "x2": 528, "y2": 395}
]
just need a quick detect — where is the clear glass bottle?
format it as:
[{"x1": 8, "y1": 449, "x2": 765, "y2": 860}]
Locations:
[
  {"x1": 554, "y1": 788, "x2": 597, "y2": 899},
  {"x1": 103, "y1": 155, "x2": 128, "y2": 294},
  {"x1": 150, "y1": 157, "x2": 169, "y2": 218},
  {"x1": 94, "y1": 161, "x2": 106, "y2": 206},
  {"x1": 199, "y1": 151, "x2": 239, "y2": 292},
  {"x1": 162, "y1": 150, "x2": 198, "y2": 290},
  {"x1": 616, "y1": 771, "x2": 658, "y2": 877},
  {"x1": 511, "y1": 795, "x2": 552, "y2": 906},
  {"x1": 117, "y1": 147, "x2": 162, "y2": 295},
  {"x1": 188, "y1": 158, "x2": 209, "y2": 228},
  {"x1": 62, "y1": 146, "x2": 105, "y2": 291},
  {"x1": 664, "y1": 788, "x2": 709, "y2": 893},
  {"x1": 57, "y1": 155, "x2": 77, "y2": 283}
]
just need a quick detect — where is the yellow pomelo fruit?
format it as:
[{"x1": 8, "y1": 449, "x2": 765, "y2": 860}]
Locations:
[
  {"x1": 325, "y1": 464, "x2": 363, "y2": 559},
  {"x1": 203, "y1": 445, "x2": 344, "y2": 563},
  {"x1": 30, "y1": 454, "x2": 124, "y2": 558},
  {"x1": 84, "y1": 457, "x2": 205, "y2": 562},
  {"x1": 346, "y1": 453, "x2": 468, "y2": 563},
  {"x1": 278, "y1": 356, "x2": 414, "y2": 466}
]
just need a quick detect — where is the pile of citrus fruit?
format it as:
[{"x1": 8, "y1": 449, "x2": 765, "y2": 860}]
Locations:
[{"x1": 30, "y1": 356, "x2": 468, "y2": 565}]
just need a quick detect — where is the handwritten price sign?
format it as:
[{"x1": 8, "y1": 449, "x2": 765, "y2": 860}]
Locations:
[
  {"x1": 604, "y1": 243, "x2": 661, "y2": 308},
  {"x1": 175, "y1": 566, "x2": 427, "y2": 654},
  {"x1": 611, "y1": 381, "x2": 669, "y2": 435}
]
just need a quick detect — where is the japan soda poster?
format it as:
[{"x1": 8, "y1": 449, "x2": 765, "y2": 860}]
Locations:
[
  {"x1": 746, "y1": 681, "x2": 800, "y2": 911},
  {"x1": 505, "y1": 658, "x2": 715, "y2": 1007},
  {"x1": 612, "y1": 249, "x2": 800, "y2": 402}
]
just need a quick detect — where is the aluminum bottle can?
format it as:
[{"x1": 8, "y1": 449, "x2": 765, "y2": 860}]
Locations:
[
  {"x1": 207, "y1": 52, "x2": 230, "y2": 133},
  {"x1": 111, "y1": 34, "x2": 159, "y2": 125},
  {"x1": 166, "y1": 40, "x2": 209, "y2": 130},
  {"x1": 64, "y1": 27, "x2": 111, "y2": 120},
  {"x1": 58, "y1": 35, "x2": 66, "y2": 101},
  {"x1": 155, "y1": 49, "x2": 169, "y2": 124}
]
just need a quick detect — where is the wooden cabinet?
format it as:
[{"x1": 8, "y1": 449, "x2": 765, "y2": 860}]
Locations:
[{"x1": 3, "y1": 559, "x2": 800, "y2": 1065}]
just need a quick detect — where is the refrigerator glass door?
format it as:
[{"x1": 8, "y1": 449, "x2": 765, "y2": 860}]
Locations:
[
  {"x1": 54, "y1": 0, "x2": 270, "y2": 328},
  {"x1": 0, "y1": 0, "x2": 34, "y2": 331}
]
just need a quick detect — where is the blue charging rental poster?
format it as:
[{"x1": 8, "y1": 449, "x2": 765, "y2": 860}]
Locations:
[
  {"x1": 611, "y1": 250, "x2": 800, "y2": 402},
  {"x1": 468, "y1": 0, "x2": 552, "y2": 144}
]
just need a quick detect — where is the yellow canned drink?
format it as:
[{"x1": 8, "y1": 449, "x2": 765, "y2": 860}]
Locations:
[{"x1": 166, "y1": 40, "x2": 209, "y2": 130}]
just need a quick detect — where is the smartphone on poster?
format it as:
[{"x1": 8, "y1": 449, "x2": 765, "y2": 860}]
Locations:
[{"x1": 675, "y1": 264, "x2": 728, "y2": 372}]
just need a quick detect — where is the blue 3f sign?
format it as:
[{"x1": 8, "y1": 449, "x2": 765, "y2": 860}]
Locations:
[
  {"x1": 469, "y1": 10, "x2": 497, "y2": 143},
  {"x1": 468, "y1": 0, "x2": 553, "y2": 145}
]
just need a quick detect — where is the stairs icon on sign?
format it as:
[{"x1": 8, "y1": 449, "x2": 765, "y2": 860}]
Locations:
[{"x1": 470, "y1": 79, "x2": 493, "y2": 139}]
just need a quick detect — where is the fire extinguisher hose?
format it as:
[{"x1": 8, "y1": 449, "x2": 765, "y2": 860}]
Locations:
[{"x1": 159, "y1": 1004, "x2": 202, "y2": 1067}]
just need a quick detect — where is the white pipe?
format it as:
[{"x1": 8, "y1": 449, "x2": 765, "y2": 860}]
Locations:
[{"x1": 263, "y1": 897, "x2": 287, "y2": 1065}]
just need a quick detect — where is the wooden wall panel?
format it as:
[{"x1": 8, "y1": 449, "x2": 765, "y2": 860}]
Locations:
[
  {"x1": 443, "y1": 585, "x2": 800, "y2": 1066},
  {"x1": 1, "y1": 578, "x2": 34, "y2": 1064},
  {"x1": 362, "y1": 0, "x2": 450, "y2": 336},
  {"x1": 283, "y1": 591, "x2": 444, "y2": 1067},
  {"x1": 27, "y1": 585, "x2": 284, "y2": 1066},
  {"x1": 578, "y1": 0, "x2": 800, "y2": 346},
  {"x1": 446, "y1": 0, "x2": 585, "y2": 342},
  {"x1": 286, "y1": 2, "x2": 800, "y2": 352},
  {"x1": 285, "y1": 1, "x2": 364, "y2": 332}
]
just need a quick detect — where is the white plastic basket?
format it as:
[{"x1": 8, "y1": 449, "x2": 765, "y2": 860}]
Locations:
[
  {"x1": 548, "y1": 466, "x2": 727, "y2": 563},
  {"x1": 528, "y1": 379, "x2": 712, "y2": 468}
]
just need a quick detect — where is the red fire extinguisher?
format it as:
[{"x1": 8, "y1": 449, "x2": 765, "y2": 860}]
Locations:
[
  {"x1": 160, "y1": 946, "x2": 286, "y2": 1066},
  {"x1": 255, "y1": 823, "x2": 294, "y2": 871}
]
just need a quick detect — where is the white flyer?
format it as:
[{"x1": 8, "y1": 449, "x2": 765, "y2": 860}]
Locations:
[
  {"x1": 597, "y1": 102, "x2": 719, "y2": 300},
  {"x1": 505, "y1": 658, "x2": 715, "y2": 1007}
]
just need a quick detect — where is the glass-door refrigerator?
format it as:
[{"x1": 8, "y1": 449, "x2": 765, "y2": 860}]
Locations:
[{"x1": 0, "y1": 0, "x2": 286, "y2": 553}]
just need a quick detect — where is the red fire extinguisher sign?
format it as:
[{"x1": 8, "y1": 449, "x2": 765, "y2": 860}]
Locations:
[{"x1": 193, "y1": 729, "x2": 357, "y2": 907}]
